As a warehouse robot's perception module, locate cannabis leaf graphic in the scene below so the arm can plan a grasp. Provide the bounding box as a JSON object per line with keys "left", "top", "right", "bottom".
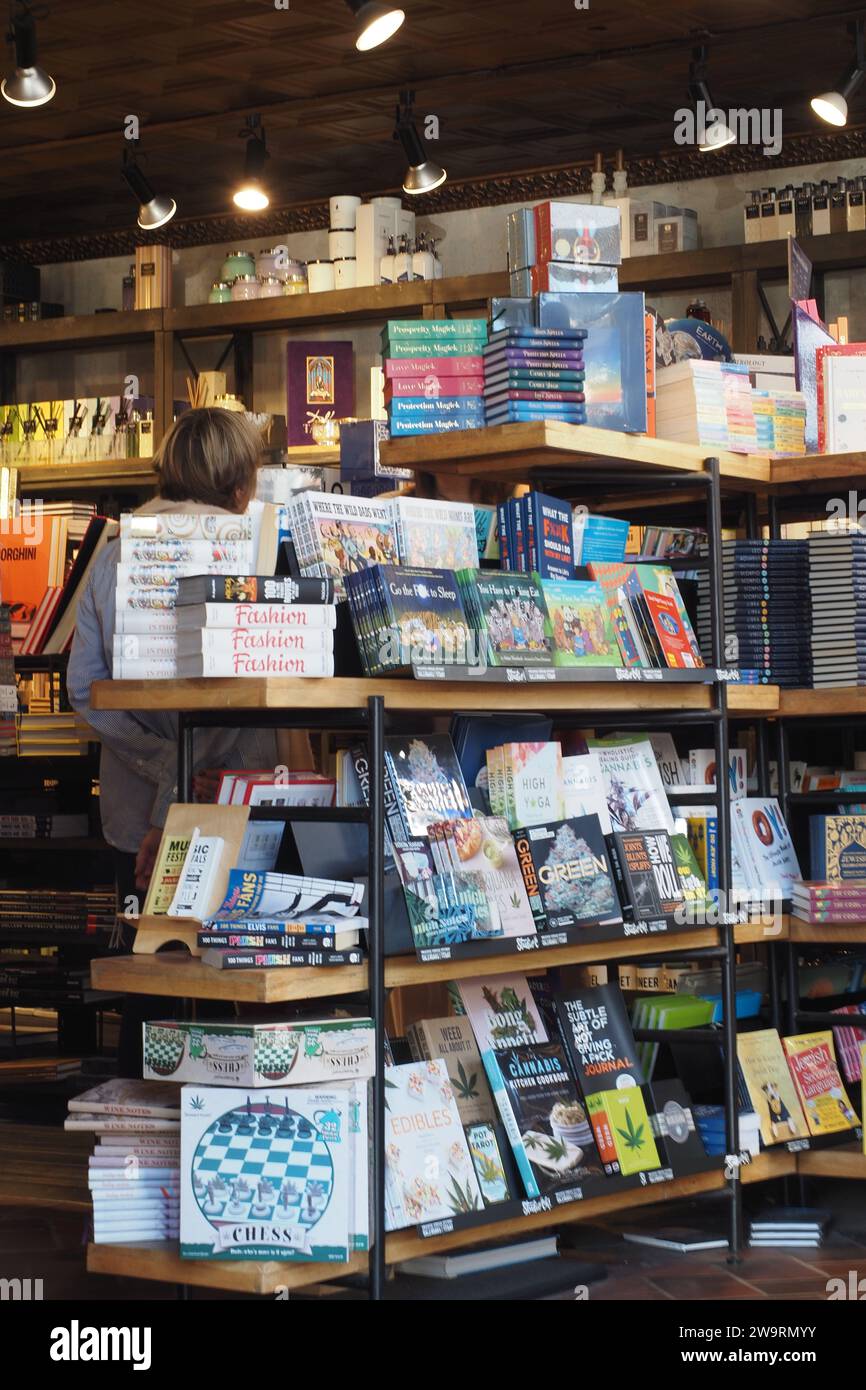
{"left": 446, "top": 1174, "right": 482, "bottom": 1213}
{"left": 452, "top": 1060, "right": 479, "bottom": 1101}
{"left": 616, "top": 1110, "right": 645, "bottom": 1152}
{"left": 189, "top": 1095, "right": 205, "bottom": 1112}
{"left": 384, "top": 1077, "right": 399, "bottom": 1113}
{"left": 542, "top": 1138, "right": 569, "bottom": 1161}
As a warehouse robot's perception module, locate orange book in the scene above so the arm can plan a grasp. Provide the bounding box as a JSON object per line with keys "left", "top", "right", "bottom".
{"left": 0, "top": 516, "right": 67, "bottom": 625}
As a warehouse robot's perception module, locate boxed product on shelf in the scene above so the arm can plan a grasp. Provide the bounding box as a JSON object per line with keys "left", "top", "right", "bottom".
{"left": 143, "top": 1016, "right": 374, "bottom": 1087}
{"left": 509, "top": 262, "right": 619, "bottom": 296}
{"left": 534, "top": 200, "right": 622, "bottom": 266}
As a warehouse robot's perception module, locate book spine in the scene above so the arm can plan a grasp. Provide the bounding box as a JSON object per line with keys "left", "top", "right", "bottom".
{"left": 385, "top": 376, "right": 484, "bottom": 398}
{"left": 388, "top": 398, "right": 485, "bottom": 420}
{"left": 179, "top": 652, "right": 336, "bottom": 677}
{"left": 195, "top": 932, "right": 339, "bottom": 948}
{"left": 384, "top": 320, "right": 488, "bottom": 341}
{"left": 585, "top": 1093, "right": 622, "bottom": 1174}
{"left": 388, "top": 416, "right": 486, "bottom": 435}
{"left": 483, "top": 1051, "right": 541, "bottom": 1199}
{"left": 486, "top": 389, "right": 587, "bottom": 403}
{"left": 511, "top": 499, "right": 525, "bottom": 573}
{"left": 387, "top": 341, "right": 488, "bottom": 357}
{"left": 497, "top": 504, "right": 510, "bottom": 571}
{"left": 183, "top": 629, "right": 334, "bottom": 654}
{"left": 189, "top": 576, "right": 335, "bottom": 605}
{"left": 210, "top": 949, "right": 365, "bottom": 968}
{"left": 384, "top": 356, "right": 484, "bottom": 377}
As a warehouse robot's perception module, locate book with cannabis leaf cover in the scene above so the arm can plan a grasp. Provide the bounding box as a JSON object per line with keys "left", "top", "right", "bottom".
{"left": 405, "top": 1016, "right": 496, "bottom": 1126}
{"left": 515, "top": 814, "right": 622, "bottom": 931}
{"left": 485, "top": 1040, "right": 603, "bottom": 1198}
{"left": 456, "top": 975, "right": 549, "bottom": 1061}
{"left": 383, "top": 1059, "right": 482, "bottom": 1231}
{"left": 586, "top": 1087, "right": 661, "bottom": 1177}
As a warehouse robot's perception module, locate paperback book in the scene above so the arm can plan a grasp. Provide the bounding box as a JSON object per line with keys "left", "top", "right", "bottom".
{"left": 612, "top": 829, "right": 685, "bottom": 922}
{"left": 457, "top": 570, "right": 552, "bottom": 668}
{"left": 514, "top": 815, "right": 622, "bottom": 931}
{"left": 588, "top": 736, "right": 674, "bottom": 834}
{"left": 539, "top": 578, "right": 622, "bottom": 667}
{"left": 737, "top": 1029, "right": 807, "bottom": 1146}
{"left": 383, "top": 1060, "right": 482, "bottom": 1230}
{"left": 782, "top": 1031, "right": 859, "bottom": 1136}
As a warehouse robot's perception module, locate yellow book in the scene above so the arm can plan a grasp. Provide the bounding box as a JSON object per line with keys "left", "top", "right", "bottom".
{"left": 142, "top": 833, "right": 192, "bottom": 916}
{"left": 738, "top": 1028, "right": 807, "bottom": 1146}
{"left": 782, "top": 1031, "right": 858, "bottom": 1137}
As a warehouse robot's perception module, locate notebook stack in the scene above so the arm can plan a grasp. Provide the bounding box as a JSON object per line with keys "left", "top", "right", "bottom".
{"left": 65, "top": 1079, "right": 180, "bottom": 1245}
{"left": 808, "top": 531, "right": 866, "bottom": 687}
{"left": 382, "top": 319, "right": 488, "bottom": 436}
{"left": 483, "top": 326, "right": 588, "bottom": 426}
{"left": 173, "top": 574, "right": 337, "bottom": 679}
{"left": 656, "top": 360, "right": 758, "bottom": 453}
{"left": 748, "top": 1207, "right": 831, "bottom": 1249}
{"left": 696, "top": 539, "right": 812, "bottom": 686}
{"left": 791, "top": 880, "right": 866, "bottom": 924}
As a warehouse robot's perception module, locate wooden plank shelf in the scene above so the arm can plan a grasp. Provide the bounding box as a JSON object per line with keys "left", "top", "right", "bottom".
{"left": 778, "top": 688, "right": 866, "bottom": 718}
{"left": 771, "top": 452, "right": 866, "bottom": 491}
{"left": 90, "top": 674, "right": 779, "bottom": 717}
{"left": 16, "top": 459, "right": 157, "bottom": 492}
{"left": 787, "top": 917, "right": 866, "bottom": 945}
{"left": 618, "top": 230, "right": 866, "bottom": 294}
{"left": 87, "top": 1241, "right": 368, "bottom": 1294}
{"left": 797, "top": 1146, "right": 866, "bottom": 1180}
{"left": 90, "top": 951, "right": 368, "bottom": 1003}
{"left": 0, "top": 309, "right": 162, "bottom": 352}
{"left": 380, "top": 420, "right": 772, "bottom": 487}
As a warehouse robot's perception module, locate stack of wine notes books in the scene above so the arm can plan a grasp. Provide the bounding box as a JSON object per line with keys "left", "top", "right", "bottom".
{"left": 65, "top": 1079, "right": 180, "bottom": 1245}
{"left": 382, "top": 318, "right": 488, "bottom": 436}
{"left": 482, "top": 325, "right": 588, "bottom": 425}
{"left": 748, "top": 1208, "right": 832, "bottom": 1249}
{"left": 198, "top": 870, "right": 367, "bottom": 970}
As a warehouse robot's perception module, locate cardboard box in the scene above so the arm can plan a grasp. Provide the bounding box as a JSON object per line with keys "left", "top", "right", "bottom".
{"left": 506, "top": 208, "right": 537, "bottom": 271}
{"left": 509, "top": 261, "right": 619, "bottom": 295}
{"left": 534, "top": 199, "right": 622, "bottom": 266}
{"left": 144, "top": 1016, "right": 375, "bottom": 1088}
{"left": 356, "top": 202, "right": 397, "bottom": 286}
{"left": 134, "top": 244, "right": 172, "bottom": 309}
{"left": 629, "top": 200, "right": 667, "bottom": 254}
{"left": 654, "top": 215, "right": 700, "bottom": 255}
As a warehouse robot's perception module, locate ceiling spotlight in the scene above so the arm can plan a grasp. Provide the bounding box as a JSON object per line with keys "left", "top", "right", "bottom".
{"left": 346, "top": 0, "right": 404, "bottom": 52}
{"left": 2, "top": 1, "right": 55, "bottom": 107}
{"left": 394, "top": 91, "right": 446, "bottom": 196}
{"left": 234, "top": 114, "right": 270, "bottom": 212}
{"left": 811, "top": 20, "right": 865, "bottom": 127}
{"left": 122, "top": 149, "right": 177, "bottom": 231}
{"left": 688, "top": 45, "right": 735, "bottom": 153}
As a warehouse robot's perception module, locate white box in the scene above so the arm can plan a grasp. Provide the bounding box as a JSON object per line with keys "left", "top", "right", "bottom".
{"left": 180, "top": 1084, "right": 353, "bottom": 1262}
{"left": 394, "top": 207, "right": 416, "bottom": 246}
{"left": 144, "top": 1016, "right": 374, "bottom": 1088}
{"left": 355, "top": 202, "right": 395, "bottom": 286}
{"left": 630, "top": 200, "right": 667, "bottom": 254}
{"left": 654, "top": 215, "right": 700, "bottom": 255}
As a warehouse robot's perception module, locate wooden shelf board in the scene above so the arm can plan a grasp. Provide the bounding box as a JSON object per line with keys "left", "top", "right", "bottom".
{"left": 385, "top": 1151, "right": 795, "bottom": 1263}
{"left": 17, "top": 459, "right": 156, "bottom": 492}
{"left": 86, "top": 1241, "right": 367, "bottom": 1294}
{"left": 618, "top": 231, "right": 866, "bottom": 294}
{"left": 91, "top": 675, "right": 778, "bottom": 717}
{"left": 771, "top": 452, "right": 866, "bottom": 490}
{"left": 0, "top": 310, "right": 162, "bottom": 351}
{"left": 90, "top": 951, "right": 367, "bottom": 1003}
{"left": 797, "top": 1145, "right": 866, "bottom": 1180}
{"left": 787, "top": 917, "right": 866, "bottom": 944}
{"left": 777, "top": 688, "right": 866, "bottom": 718}
{"left": 380, "top": 421, "right": 771, "bottom": 486}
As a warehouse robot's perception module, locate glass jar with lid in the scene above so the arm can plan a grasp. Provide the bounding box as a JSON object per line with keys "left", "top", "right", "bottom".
{"left": 230, "top": 275, "right": 260, "bottom": 302}
{"left": 258, "top": 275, "right": 284, "bottom": 299}
{"left": 208, "top": 281, "right": 232, "bottom": 304}
{"left": 282, "top": 261, "right": 308, "bottom": 295}
{"left": 220, "top": 249, "right": 256, "bottom": 282}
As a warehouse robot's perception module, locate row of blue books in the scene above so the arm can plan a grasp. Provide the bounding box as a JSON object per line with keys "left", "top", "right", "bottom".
{"left": 498, "top": 492, "right": 630, "bottom": 577}
{"left": 483, "top": 325, "right": 589, "bottom": 427}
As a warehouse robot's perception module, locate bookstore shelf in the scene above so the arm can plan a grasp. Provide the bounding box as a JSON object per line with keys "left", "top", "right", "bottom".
{"left": 379, "top": 420, "right": 772, "bottom": 486}
{"left": 786, "top": 918, "right": 866, "bottom": 945}
{"left": 85, "top": 1151, "right": 796, "bottom": 1294}
{"left": 777, "top": 689, "right": 866, "bottom": 718}
{"left": 15, "top": 460, "right": 157, "bottom": 493}
{"left": 797, "top": 1147, "right": 866, "bottom": 1181}
{"left": 770, "top": 452, "right": 866, "bottom": 490}
{"left": 618, "top": 229, "right": 866, "bottom": 294}
{"left": 90, "top": 676, "right": 780, "bottom": 717}
{"left": 0, "top": 309, "right": 163, "bottom": 352}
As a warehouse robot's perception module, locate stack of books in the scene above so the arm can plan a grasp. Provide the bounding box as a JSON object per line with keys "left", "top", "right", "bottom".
{"left": 693, "top": 1105, "right": 761, "bottom": 1157}
{"left": 752, "top": 389, "right": 807, "bottom": 456}
{"left": 483, "top": 326, "right": 588, "bottom": 426}
{"left": 0, "top": 812, "right": 89, "bottom": 839}
{"left": 748, "top": 1208, "right": 831, "bottom": 1249}
{"left": 16, "top": 711, "right": 91, "bottom": 757}
{"left": 196, "top": 869, "right": 367, "bottom": 970}
{"left": 346, "top": 564, "right": 474, "bottom": 675}
{"left": 721, "top": 361, "right": 759, "bottom": 453}
{"left": 382, "top": 319, "right": 488, "bottom": 436}
{"left": 174, "top": 574, "right": 337, "bottom": 678}
{"left": 113, "top": 512, "right": 259, "bottom": 679}
{"left": 656, "top": 360, "right": 758, "bottom": 453}
{"left": 0, "top": 604, "right": 15, "bottom": 756}
{"left": 791, "top": 880, "right": 866, "bottom": 924}
{"left": 0, "top": 887, "right": 116, "bottom": 937}
{"left": 696, "top": 539, "right": 812, "bottom": 686}
{"left": 808, "top": 531, "right": 866, "bottom": 687}
{"left": 65, "top": 1079, "right": 180, "bottom": 1246}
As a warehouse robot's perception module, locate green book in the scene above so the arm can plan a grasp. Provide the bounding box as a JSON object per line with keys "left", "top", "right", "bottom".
{"left": 382, "top": 319, "right": 488, "bottom": 342}
{"left": 385, "top": 339, "right": 488, "bottom": 357}
{"left": 587, "top": 1087, "right": 661, "bottom": 1177}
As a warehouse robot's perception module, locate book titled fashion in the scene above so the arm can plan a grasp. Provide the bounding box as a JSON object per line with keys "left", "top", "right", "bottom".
{"left": 514, "top": 815, "right": 621, "bottom": 931}
{"left": 176, "top": 651, "right": 335, "bottom": 678}
{"left": 486, "top": 1041, "right": 602, "bottom": 1198}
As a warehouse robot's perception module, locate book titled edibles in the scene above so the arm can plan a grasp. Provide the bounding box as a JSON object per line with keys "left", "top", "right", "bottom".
{"left": 782, "top": 1031, "right": 859, "bottom": 1137}
{"left": 514, "top": 815, "right": 621, "bottom": 931}
{"left": 737, "top": 1029, "right": 807, "bottom": 1147}
{"left": 383, "top": 1060, "right": 482, "bottom": 1230}
{"left": 486, "top": 1041, "right": 602, "bottom": 1197}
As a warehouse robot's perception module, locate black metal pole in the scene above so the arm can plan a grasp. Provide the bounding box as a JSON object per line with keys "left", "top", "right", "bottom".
{"left": 177, "top": 712, "right": 195, "bottom": 802}
{"left": 367, "top": 695, "right": 387, "bottom": 1301}
{"left": 706, "top": 456, "right": 741, "bottom": 1262}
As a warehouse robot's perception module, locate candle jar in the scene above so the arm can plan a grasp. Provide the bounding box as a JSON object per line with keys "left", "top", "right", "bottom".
{"left": 256, "top": 245, "right": 289, "bottom": 281}
{"left": 282, "top": 261, "right": 308, "bottom": 294}
{"left": 220, "top": 249, "right": 256, "bottom": 282}
{"left": 230, "top": 275, "right": 260, "bottom": 302}
{"left": 258, "top": 275, "right": 284, "bottom": 299}
{"left": 307, "top": 259, "right": 335, "bottom": 293}
{"left": 208, "top": 281, "right": 232, "bottom": 304}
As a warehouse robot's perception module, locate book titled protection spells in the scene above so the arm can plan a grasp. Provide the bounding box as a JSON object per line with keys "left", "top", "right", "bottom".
{"left": 612, "top": 829, "right": 685, "bottom": 922}
{"left": 514, "top": 815, "right": 622, "bottom": 931}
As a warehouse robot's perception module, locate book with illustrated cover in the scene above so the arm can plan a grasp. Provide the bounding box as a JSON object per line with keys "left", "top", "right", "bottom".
{"left": 538, "top": 578, "right": 622, "bottom": 668}
{"left": 286, "top": 340, "right": 354, "bottom": 446}
{"left": 384, "top": 734, "right": 472, "bottom": 840}
{"left": 456, "top": 975, "right": 549, "bottom": 1060}
{"left": 561, "top": 752, "right": 612, "bottom": 832}
{"left": 514, "top": 815, "right": 621, "bottom": 931}
{"left": 286, "top": 492, "right": 397, "bottom": 600}
{"left": 554, "top": 983, "right": 644, "bottom": 1174}
{"left": 166, "top": 831, "right": 224, "bottom": 919}
{"left": 670, "top": 833, "right": 710, "bottom": 909}
{"left": 589, "top": 737, "right": 674, "bottom": 833}
{"left": 464, "top": 1122, "right": 512, "bottom": 1206}
{"left": 405, "top": 1016, "right": 496, "bottom": 1126}
{"left": 782, "top": 1032, "right": 859, "bottom": 1137}
{"left": 486, "top": 1041, "right": 603, "bottom": 1197}
{"left": 809, "top": 815, "right": 866, "bottom": 880}
{"left": 143, "top": 833, "right": 192, "bottom": 916}
{"left": 347, "top": 566, "right": 472, "bottom": 675}
{"left": 612, "top": 829, "right": 685, "bottom": 922}
{"left": 433, "top": 815, "right": 537, "bottom": 938}
{"left": 689, "top": 748, "right": 747, "bottom": 799}
{"left": 207, "top": 869, "right": 364, "bottom": 921}
{"left": 383, "top": 1060, "right": 482, "bottom": 1231}
{"left": 629, "top": 564, "right": 704, "bottom": 668}
{"left": 586, "top": 1086, "right": 661, "bottom": 1176}
{"left": 502, "top": 740, "right": 564, "bottom": 829}
{"left": 585, "top": 560, "right": 646, "bottom": 666}
{"left": 390, "top": 496, "right": 479, "bottom": 571}
{"left": 646, "top": 733, "right": 686, "bottom": 789}
{"left": 457, "top": 569, "right": 552, "bottom": 668}
{"left": 737, "top": 1029, "right": 807, "bottom": 1146}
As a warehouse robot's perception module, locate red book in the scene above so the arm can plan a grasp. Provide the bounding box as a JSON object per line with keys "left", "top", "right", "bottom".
{"left": 384, "top": 375, "right": 484, "bottom": 399}
{"left": 642, "top": 590, "right": 695, "bottom": 669}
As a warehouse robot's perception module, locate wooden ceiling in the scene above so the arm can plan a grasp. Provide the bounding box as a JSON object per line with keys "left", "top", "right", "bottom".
{"left": 0, "top": 0, "right": 863, "bottom": 249}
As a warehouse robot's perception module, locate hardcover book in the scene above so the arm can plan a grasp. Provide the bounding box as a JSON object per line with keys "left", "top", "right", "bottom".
{"left": 524, "top": 492, "right": 573, "bottom": 580}
{"left": 809, "top": 815, "right": 866, "bottom": 880}
{"left": 539, "top": 578, "right": 622, "bottom": 667}
{"left": 589, "top": 736, "right": 674, "bottom": 833}
{"left": 174, "top": 575, "right": 334, "bottom": 606}
{"left": 286, "top": 492, "right": 398, "bottom": 601}
{"left": 286, "top": 340, "right": 354, "bottom": 446}
{"left": 737, "top": 1029, "right": 807, "bottom": 1146}
{"left": 457, "top": 570, "right": 552, "bottom": 668}
{"left": 486, "top": 1041, "right": 603, "bottom": 1197}
{"left": 782, "top": 1031, "right": 859, "bottom": 1137}
{"left": 383, "top": 1060, "right": 482, "bottom": 1230}
{"left": 384, "top": 734, "right": 472, "bottom": 840}
{"left": 390, "top": 496, "right": 479, "bottom": 571}
{"left": 613, "top": 829, "right": 685, "bottom": 921}
{"left": 405, "top": 1016, "right": 496, "bottom": 1125}
{"left": 554, "top": 983, "right": 644, "bottom": 1175}
{"left": 514, "top": 815, "right": 622, "bottom": 931}
{"left": 456, "top": 974, "right": 549, "bottom": 1058}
